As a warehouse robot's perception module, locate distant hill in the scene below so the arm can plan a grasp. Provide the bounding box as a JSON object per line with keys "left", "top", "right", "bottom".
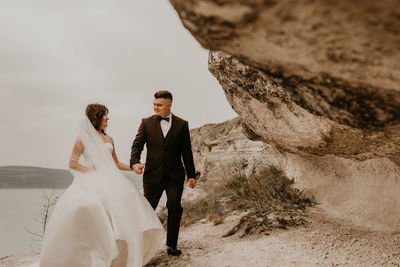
{"left": 0, "top": 166, "right": 73, "bottom": 188}
{"left": 0, "top": 166, "right": 143, "bottom": 189}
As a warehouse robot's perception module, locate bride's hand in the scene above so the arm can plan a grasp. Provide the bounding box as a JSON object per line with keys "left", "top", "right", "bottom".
{"left": 79, "top": 165, "right": 96, "bottom": 173}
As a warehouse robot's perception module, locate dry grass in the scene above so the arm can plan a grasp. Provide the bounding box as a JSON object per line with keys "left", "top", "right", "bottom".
{"left": 158, "top": 164, "right": 314, "bottom": 237}
{"left": 222, "top": 165, "right": 313, "bottom": 237}
{"left": 158, "top": 192, "right": 226, "bottom": 228}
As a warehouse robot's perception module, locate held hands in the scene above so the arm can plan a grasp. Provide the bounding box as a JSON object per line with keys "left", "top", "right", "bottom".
{"left": 132, "top": 163, "right": 196, "bottom": 188}
{"left": 188, "top": 178, "right": 196, "bottom": 189}
{"left": 132, "top": 163, "right": 145, "bottom": 174}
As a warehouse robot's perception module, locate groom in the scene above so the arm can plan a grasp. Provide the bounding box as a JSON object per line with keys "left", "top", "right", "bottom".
{"left": 130, "top": 90, "right": 196, "bottom": 256}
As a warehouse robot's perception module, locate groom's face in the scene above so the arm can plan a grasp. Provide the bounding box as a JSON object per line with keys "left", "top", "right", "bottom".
{"left": 153, "top": 98, "right": 172, "bottom": 117}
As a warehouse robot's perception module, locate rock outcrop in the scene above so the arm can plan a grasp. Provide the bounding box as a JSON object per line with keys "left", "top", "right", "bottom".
{"left": 190, "top": 117, "right": 279, "bottom": 183}
{"left": 172, "top": 0, "right": 400, "bottom": 229}
{"left": 208, "top": 51, "right": 400, "bottom": 165}
{"left": 190, "top": 118, "right": 400, "bottom": 230}
{"left": 170, "top": 0, "right": 400, "bottom": 162}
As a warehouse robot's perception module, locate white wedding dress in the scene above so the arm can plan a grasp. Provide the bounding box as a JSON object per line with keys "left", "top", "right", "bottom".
{"left": 31, "top": 118, "right": 165, "bottom": 267}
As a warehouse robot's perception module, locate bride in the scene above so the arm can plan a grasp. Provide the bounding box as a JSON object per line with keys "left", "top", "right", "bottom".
{"left": 32, "top": 104, "right": 165, "bottom": 267}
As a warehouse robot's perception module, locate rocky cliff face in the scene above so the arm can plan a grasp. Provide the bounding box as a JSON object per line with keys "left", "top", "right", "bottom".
{"left": 173, "top": 0, "right": 400, "bottom": 229}
{"left": 207, "top": 51, "right": 400, "bottom": 165}
{"left": 190, "top": 117, "right": 279, "bottom": 183}
{"left": 190, "top": 118, "right": 400, "bottom": 230}
{"left": 171, "top": 0, "right": 400, "bottom": 162}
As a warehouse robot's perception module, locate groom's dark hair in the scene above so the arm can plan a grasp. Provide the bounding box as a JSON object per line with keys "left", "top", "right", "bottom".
{"left": 154, "top": 90, "right": 173, "bottom": 101}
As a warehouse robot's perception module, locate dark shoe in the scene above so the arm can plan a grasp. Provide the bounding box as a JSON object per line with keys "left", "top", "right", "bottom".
{"left": 167, "top": 246, "right": 182, "bottom": 256}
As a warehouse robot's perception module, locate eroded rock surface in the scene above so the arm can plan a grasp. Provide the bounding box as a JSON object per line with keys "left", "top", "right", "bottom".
{"left": 208, "top": 51, "right": 400, "bottom": 164}
{"left": 190, "top": 117, "right": 277, "bottom": 183}
{"left": 190, "top": 118, "right": 400, "bottom": 230}
{"left": 171, "top": 0, "right": 400, "bottom": 228}
{"left": 170, "top": 0, "right": 400, "bottom": 93}
{"left": 170, "top": 0, "right": 400, "bottom": 163}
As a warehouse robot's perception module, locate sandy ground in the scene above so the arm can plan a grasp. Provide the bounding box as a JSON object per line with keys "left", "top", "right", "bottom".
{"left": 2, "top": 206, "right": 400, "bottom": 267}
{"left": 0, "top": 253, "right": 40, "bottom": 267}
{"left": 145, "top": 207, "right": 400, "bottom": 267}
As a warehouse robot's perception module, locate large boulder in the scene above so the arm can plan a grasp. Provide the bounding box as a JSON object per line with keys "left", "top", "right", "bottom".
{"left": 170, "top": 0, "right": 400, "bottom": 162}
{"left": 171, "top": 0, "right": 400, "bottom": 229}
{"left": 208, "top": 51, "right": 400, "bottom": 164}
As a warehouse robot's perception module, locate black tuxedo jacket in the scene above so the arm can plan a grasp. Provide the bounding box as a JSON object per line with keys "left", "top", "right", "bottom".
{"left": 130, "top": 114, "right": 196, "bottom": 184}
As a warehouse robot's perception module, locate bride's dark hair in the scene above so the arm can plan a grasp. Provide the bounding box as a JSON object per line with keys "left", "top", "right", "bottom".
{"left": 85, "top": 103, "right": 108, "bottom": 134}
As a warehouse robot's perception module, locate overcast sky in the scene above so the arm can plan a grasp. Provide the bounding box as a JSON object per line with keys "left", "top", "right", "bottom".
{"left": 0, "top": 0, "right": 236, "bottom": 169}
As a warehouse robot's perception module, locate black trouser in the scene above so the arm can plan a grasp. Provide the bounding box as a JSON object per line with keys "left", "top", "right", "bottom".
{"left": 143, "top": 174, "right": 184, "bottom": 248}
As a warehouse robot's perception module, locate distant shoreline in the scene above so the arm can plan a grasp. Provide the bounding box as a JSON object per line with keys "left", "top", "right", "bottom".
{"left": 0, "top": 165, "right": 141, "bottom": 189}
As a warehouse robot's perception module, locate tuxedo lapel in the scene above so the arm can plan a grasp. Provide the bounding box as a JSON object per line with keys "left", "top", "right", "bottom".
{"left": 164, "top": 114, "right": 176, "bottom": 144}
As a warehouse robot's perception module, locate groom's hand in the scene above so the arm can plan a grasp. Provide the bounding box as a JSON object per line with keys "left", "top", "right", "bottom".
{"left": 132, "top": 163, "right": 145, "bottom": 174}
{"left": 188, "top": 178, "right": 196, "bottom": 188}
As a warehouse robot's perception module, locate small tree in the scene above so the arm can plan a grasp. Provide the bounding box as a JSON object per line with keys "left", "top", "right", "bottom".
{"left": 22, "top": 191, "right": 59, "bottom": 249}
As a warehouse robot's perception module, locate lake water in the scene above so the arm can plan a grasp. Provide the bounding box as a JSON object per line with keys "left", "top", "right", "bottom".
{"left": 0, "top": 180, "right": 166, "bottom": 257}
{"left": 0, "top": 188, "right": 64, "bottom": 257}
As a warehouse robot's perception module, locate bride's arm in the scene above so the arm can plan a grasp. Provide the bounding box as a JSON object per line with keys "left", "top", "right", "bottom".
{"left": 69, "top": 138, "right": 92, "bottom": 173}
{"left": 110, "top": 137, "right": 133, "bottom": 171}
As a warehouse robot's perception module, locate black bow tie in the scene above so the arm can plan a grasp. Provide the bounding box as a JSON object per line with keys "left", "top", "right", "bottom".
{"left": 159, "top": 116, "right": 170, "bottom": 122}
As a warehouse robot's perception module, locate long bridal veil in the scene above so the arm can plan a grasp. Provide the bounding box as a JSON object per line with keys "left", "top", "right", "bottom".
{"left": 76, "top": 116, "right": 119, "bottom": 172}
{"left": 33, "top": 117, "right": 165, "bottom": 267}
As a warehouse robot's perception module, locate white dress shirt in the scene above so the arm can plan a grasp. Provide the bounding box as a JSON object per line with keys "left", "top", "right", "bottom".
{"left": 160, "top": 113, "right": 172, "bottom": 137}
